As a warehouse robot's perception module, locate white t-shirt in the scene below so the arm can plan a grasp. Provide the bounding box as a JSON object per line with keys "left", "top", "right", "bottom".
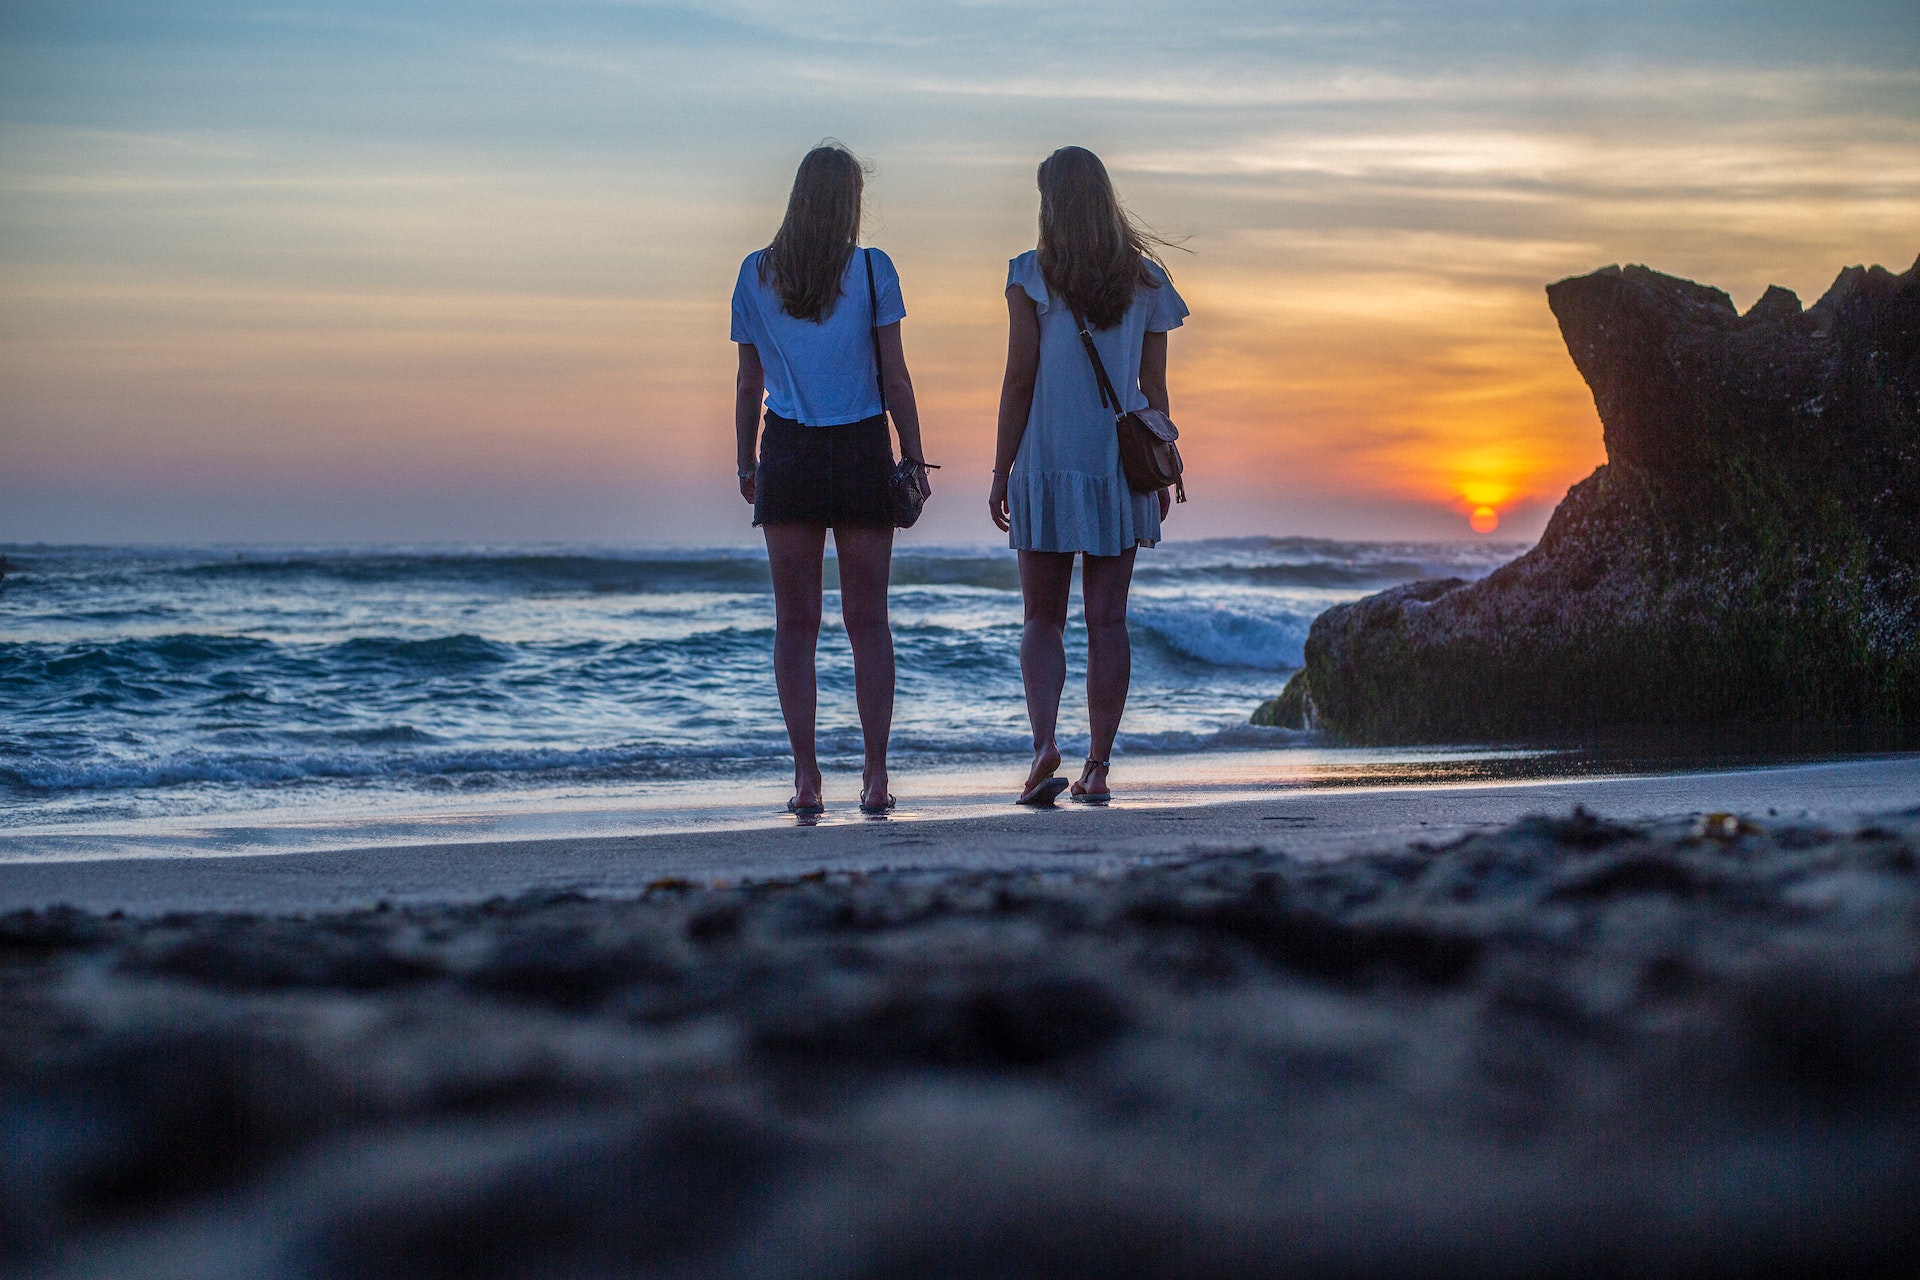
{"left": 730, "top": 247, "right": 906, "bottom": 427}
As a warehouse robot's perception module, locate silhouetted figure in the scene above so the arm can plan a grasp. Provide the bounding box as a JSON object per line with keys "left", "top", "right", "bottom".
{"left": 730, "top": 143, "right": 934, "bottom": 815}
{"left": 990, "top": 147, "right": 1189, "bottom": 806}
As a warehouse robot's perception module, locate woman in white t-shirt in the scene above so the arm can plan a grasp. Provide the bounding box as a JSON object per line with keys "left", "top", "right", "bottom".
{"left": 989, "top": 146, "right": 1188, "bottom": 806}
{"left": 732, "top": 143, "right": 933, "bottom": 816}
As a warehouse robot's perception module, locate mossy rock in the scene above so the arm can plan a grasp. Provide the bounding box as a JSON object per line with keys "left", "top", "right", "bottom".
{"left": 1250, "top": 670, "right": 1314, "bottom": 729}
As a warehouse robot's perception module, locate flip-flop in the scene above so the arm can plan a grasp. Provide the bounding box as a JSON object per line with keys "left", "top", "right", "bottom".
{"left": 859, "top": 792, "right": 896, "bottom": 815}
{"left": 787, "top": 797, "right": 825, "bottom": 816}
{"left": 1017, "top": 776, "right": 1070, "bottom": 806}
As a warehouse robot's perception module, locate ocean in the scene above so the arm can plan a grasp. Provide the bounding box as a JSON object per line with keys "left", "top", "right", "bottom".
{"left": 0, "top": 538, "right": 1526, "bottom": 850}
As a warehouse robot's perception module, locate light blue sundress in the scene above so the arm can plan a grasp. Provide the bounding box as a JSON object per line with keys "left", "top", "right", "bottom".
{"left": 1005, "top": 250, "right": 1189, "bottom": 556}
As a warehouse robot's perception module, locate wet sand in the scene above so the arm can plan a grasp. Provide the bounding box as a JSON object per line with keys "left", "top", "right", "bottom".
{"left": 2, "top": 755, "right": 1916, "bottom": 914}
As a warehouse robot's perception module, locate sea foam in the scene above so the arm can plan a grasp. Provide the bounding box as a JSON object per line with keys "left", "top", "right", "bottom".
{"left": 0, "top": 539, "right": 1517, "bottom": 822}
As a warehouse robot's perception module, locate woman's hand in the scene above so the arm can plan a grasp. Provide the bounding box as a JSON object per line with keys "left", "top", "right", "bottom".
{"left": 739, "top": 471, "right": 756, "bottom": 505}
{"left": 989, "top": 472, "right": 1011, "bottom": 532}
{"left": 1158, "top": 487, "right": 1172, "bottom": 519}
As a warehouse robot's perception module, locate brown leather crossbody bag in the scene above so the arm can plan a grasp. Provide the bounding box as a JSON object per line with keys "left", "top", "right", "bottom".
{"left": 1073, "top": 311, "right": 1186, "bottom": 504}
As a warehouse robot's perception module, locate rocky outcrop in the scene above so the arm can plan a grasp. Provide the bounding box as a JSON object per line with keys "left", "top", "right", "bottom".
{"left": 1260, "top": 255, "right": 1920, "bottom": 743}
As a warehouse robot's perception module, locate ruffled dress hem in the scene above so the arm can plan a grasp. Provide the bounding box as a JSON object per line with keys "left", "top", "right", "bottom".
{"left": 1007, "top": 467, "right": 1160, "bottom": 556}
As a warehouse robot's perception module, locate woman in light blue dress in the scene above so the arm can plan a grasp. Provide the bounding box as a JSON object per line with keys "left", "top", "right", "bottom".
{"left": 989, "top": 146, "right": 1188, "bottom": 805}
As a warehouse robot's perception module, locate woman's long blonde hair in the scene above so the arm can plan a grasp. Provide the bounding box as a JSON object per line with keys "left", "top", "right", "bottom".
{"left": 760, "top": 142, "right": 867, "bottom": 323}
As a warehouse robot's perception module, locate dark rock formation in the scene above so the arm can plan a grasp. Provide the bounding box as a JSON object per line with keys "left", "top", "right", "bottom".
{"left": 4, "top": 810, "right": 1919, "bottom": 1277}
{"left": 1261, "top": 255, "right": 1920, "bottom": 742}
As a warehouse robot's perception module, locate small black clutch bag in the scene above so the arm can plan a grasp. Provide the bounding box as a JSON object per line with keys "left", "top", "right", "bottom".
{"left": 889, "top": 459, "right": 938, "bottom": 529}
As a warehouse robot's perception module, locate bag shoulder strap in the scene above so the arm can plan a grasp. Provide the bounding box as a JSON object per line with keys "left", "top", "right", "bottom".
{"left": 1072, "top": 310, "right": 1125, "bottom": 420}
{"left": 865, "top": 248, "right": 887, "bottom": 416}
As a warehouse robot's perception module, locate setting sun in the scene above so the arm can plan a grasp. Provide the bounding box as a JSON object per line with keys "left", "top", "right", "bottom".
{"left": 1469, "top": 506, "right": 1501, "bottom": 534}
{"left": 1457, "top": 480, "right": 1517, "bottom": 508}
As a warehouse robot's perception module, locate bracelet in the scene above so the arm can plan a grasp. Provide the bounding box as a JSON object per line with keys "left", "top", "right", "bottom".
{"left": 737, "top": 467, "right": 756, "bottom": 479}
{"left": 991, "top": 469, "right": 1009, "bottom": 478}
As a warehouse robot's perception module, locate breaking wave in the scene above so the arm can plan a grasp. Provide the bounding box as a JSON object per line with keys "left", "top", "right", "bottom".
{"left": 0, "top": 537, "right": 1521, "bottom": 816}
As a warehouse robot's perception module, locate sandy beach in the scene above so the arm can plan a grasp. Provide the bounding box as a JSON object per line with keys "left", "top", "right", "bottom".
{"left": 2, "top": 754, "right": 1915, "bottom": 914}
{"left": 5, "top": 756, "right": 1917, "bottom": 1277}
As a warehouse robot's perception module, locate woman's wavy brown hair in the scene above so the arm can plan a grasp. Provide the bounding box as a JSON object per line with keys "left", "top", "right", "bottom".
{"left": 1036, "top": 146, "right": 1173, "bottom": 330}
{"left": 760, "top": 143, "right": 867, "bottom": 323}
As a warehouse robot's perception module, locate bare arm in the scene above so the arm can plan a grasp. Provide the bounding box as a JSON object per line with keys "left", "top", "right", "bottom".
{"left": 1139, "top": 329, "right": 1169, "bottom": 415}
{"left": 875, "top": 323, "right": 930, "bottom": 489}
{"left": 989, "top": 286, "right": 1041, "bottom": 532}
{"left": 735, "top": 343, "right": 764, "bottom": 504}
{"left": 1139, "top": 329, "right": 1175, "bottom": 518}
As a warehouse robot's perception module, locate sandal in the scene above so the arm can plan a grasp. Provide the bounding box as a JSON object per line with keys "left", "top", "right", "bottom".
{"left": 786, "top": 796, "right": 825, "bottom": 816}
{"left": 1069, "top": 757, "right": 1112, "bottom": 805}
{"left": 860, "top": 791, "right": 896, "bottom": 815}
{"left": 1017, "top": 776, "right": 1070, "bottom": 806}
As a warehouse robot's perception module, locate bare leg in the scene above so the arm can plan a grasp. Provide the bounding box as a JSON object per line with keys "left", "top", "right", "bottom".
{"left": 1017, "top": 549, "right": 1076, "bottom": 793}
{"left": 764, "top": 522, "right": 827, "bottom": 808}
{"left": 832, "top": 524, "right": 896, "bottom": 807}
{"left": 1075, "top": 547, "right": 1137, "bottom": 799}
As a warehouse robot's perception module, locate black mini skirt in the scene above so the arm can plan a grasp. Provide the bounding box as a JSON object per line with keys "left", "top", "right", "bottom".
{"left": 752, "top": 411, "right": 895, "bottom": 529}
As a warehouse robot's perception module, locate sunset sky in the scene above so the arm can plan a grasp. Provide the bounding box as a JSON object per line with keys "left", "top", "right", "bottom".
{"left": 2, "top": 0, "right": 1915, "bottom": 545}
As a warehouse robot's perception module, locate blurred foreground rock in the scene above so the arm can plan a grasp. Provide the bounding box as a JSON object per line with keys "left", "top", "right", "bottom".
{"left": 1259, "top": 254, "right": 1919, "bottom": 742}
{"left": 5, "top": 810, "right": 1918, "bottom": 1277}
